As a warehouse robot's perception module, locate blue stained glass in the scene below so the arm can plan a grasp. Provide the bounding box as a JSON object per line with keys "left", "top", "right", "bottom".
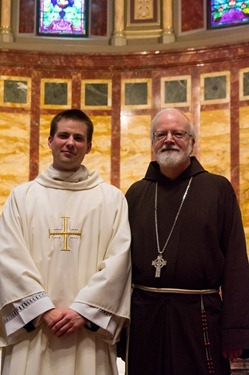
{"left": 208, "top": 0, "right": 249, "bottom": 28}
{"left": 37, "top": 0, "right": 88, "bottom": 36}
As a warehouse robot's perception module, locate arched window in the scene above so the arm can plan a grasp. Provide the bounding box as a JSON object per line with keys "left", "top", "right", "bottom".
{"left": 18, "top": 0, "right": 107, "bottom": 38}
{"left": 207, "top": 0, "right": 249, "bottom": 29}
{"left": 36, "top": 0, "right": 88, "bottom": 37}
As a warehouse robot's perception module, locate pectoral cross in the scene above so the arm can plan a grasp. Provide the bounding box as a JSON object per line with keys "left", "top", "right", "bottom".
{"left": 152, "top": 254, "right": 167, "bottom": 278}
{"left": 49, "top": 216, "right": 81, "bottom": 251}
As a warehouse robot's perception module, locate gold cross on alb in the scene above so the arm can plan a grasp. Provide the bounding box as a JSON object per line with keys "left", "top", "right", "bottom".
{"left": 49, "top": 216, "right": 81, "bottom": 251}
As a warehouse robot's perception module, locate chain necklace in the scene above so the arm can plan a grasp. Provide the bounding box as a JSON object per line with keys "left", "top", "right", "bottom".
{"left": 152, "top": 177, "right": 193, "bottom": 278}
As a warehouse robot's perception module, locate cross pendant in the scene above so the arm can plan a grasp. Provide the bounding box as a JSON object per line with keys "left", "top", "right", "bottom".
{"left": 152, "top": 254, "right": 167, "bottom": 278}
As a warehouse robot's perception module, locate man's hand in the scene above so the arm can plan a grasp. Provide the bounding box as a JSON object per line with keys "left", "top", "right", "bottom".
{"left": 222, "top": 349, "right": 243, "bottom": 362}
{"left": 42, "top": 308, "right": 86, "bottom": 337}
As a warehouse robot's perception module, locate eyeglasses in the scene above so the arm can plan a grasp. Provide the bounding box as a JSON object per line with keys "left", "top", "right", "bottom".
{"left": 153, "top": 130, "right": 192, "bottom": 141}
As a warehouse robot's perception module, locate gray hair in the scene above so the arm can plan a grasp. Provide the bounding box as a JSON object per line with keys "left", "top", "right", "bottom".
{"left": 150, "top": 108, "right": 196, "bottom": 141}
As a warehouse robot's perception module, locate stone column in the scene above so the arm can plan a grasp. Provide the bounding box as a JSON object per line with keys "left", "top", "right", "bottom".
{"left": 111, "top": 0, "right": 127, "bottom": 46}
{"left": 160, "top": 0, "right": 175, "bottom": 44}
{"left": 0, "top": 0, "right": 14, "bottom": 42}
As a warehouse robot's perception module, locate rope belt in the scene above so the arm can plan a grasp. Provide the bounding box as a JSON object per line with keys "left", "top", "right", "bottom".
{"left": 133, "top": 284, "right": 219, "bottom": 294}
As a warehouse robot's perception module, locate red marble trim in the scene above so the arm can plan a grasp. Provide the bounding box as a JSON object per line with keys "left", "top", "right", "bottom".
{"left": 30, "top": 72, "right": 41, "bottom": 180}
{"left": 230, "top": 64, "right": 240, "bottom": 200}
{"left": 90, "top": 0, "right": 108, "bottom": 36}
{"left": 200, "top": 103, "right": 230, "bottom": 111}
{"left": 1, "top": 42, "right": 249, "bottom": 70}
{"left": 240, "top": 100, "right": 249, "bottom": 106}
{"left": 71, "top": 74, "right": 81, "bottom": 108}
{"left": 111, "top": 74, "right": 121, "bottom": 188}
{"left": 19, "top": 0, "right": 35, "bottom": 34}
{"left": 181, "top": 0, "right": 204, "bottom": 32}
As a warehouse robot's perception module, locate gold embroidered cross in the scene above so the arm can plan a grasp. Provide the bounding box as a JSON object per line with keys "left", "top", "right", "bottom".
{"left": 49, "top": 216, "right": 81, "bottom": 251}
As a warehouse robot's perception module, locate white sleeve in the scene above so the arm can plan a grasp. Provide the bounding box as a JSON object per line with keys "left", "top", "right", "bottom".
{"left": 3, "top": 291, "right": 55, "bottom": 336}
{"left": 70, "top": 302, "right": 118, "bottom": 336}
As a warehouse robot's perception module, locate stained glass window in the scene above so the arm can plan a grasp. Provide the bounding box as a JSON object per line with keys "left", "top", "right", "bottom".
{"left": 37, "top": 0, "right": 88, "bottom": 36}
{"left": 207, "top": 0, "right": 249, "bottom": 28}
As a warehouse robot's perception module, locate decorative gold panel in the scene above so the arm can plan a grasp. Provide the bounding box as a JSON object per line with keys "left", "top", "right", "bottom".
{"left": 81, "top": 79, "right": 112, "bottom": 109}
{"left": 0, "top": 76, "right": 31, "bottom": 109}
{"left": 126, "top": 0, "right": 160, "bottom": 28}
{"left": 121, "top": 78, "right": 151, "bottom": 109}
{"left": 200, "top": 72, "right": 230, "bottom": 105}
{"left": 40, "top": 78, "right": 72, "bottom": 109}
{"left": 161, "top": 75, "right": 191, "bottom": 107}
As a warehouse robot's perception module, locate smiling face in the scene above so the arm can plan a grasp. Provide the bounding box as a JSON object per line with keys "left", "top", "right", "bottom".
{"left": 152, "top": 109, "right": 195, "bottom": 178}
{"left": 48, "top": 118, "right": 92, "bottom": 172}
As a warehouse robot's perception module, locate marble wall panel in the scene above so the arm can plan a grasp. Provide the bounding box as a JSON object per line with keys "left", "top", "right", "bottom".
{"left": 200, "top": 72, "right": 230, "bottom": 105}
{"left": 161, "top": 75, "right": 191, "bottom": 107}
{"left": 90, "top": 0, "right": 108, "bottom": 36}
{"left": 199, "top": 109, "right": 231, "bottom": 179}
{"left": 0, "top": 76, "right": 31, "bottom": 109}
{"left": 120, "top": 114, "right": 151, "bottom": 193}
{"left": 239, "top": 106, "right": 249, "bottom": 247}
{"left": 40, "top": 79, "right": 72, "bottom": 109}
{"left": 121, "top": 79, "right": 152, "bottom": 109}
{"left": 181, "top": 0, "right": 204, "bottom": 32}
{"left": 39, "top": 114, "right": 54, "bottom": 173}
{"left": 240, "top": 68, "right": 249, "bottom": 100}
{"left": 0, "top": 112, "right": 30, "bottom": 212}
{"left": 85, "top": 115, "right": 111, "bottom": 183}
{"left": 81, "top": 79, "right": 112, "bottom": 109}
{"left": 19, "top": 0, "right": 35, "bottom": 34}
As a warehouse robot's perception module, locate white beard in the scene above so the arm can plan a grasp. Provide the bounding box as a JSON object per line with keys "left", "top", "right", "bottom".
{"left": 156, "top": 144, "right": 192, "bottom": 168}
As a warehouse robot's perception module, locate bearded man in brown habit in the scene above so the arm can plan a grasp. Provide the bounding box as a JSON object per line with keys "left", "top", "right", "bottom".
{"left": 125, "top": 108, "right": 249, "bottom": 375}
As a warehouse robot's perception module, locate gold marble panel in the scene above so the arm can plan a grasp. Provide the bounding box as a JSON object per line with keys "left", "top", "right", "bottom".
{"left": 39, "top": 115, "right": 111, "bottom": 183}
{"left": 161, "top": 75, "right": 191, "bottom": 107}
{"left": 134, "top": 0, "right": 154, "bottom": 20}
{"left": 81, "top": 79, "right": 112, "bottom": 109}
{"left": 199, "top": 109, "right": 230, "bottom": 179}
{"left": 0, "top": 76, "right": 31, "bottom": 109}
{"left": 120, "top": 114, "right": 151, "bottom": 193}
{"left": 40, "top": 78, "right": 72, "bottom": 109}
{"left": 126, "top": 0, "right": 160, "bottom": 27}
{"left": 239, "top": 106, "right": 249, "bottom": 251}
{"left": 0, "top": 112, "right": 30, "bottom": 213}
{"left": 200, "top": 71, "right": 230, "bottom": 105}
{"left": 39, "top": 114, "right": 54, "bottom": 172}
{"left": 121, "top": 79, "right": 151, "bottom": 109}
{"left": 85, "top": 116, "right": 111, "bottom": 183}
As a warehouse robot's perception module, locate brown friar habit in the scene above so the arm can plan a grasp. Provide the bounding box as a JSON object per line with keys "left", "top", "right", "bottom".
{"left": 125, "top": 157, "right": 249, "bottom": 375}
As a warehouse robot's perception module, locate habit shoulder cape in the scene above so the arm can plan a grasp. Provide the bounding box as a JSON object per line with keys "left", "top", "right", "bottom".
{"left": 0, "top": 166, "right": 131, "bottom": 375}
{"left": 126, "top": 157, "right": 249, "bottom": 375}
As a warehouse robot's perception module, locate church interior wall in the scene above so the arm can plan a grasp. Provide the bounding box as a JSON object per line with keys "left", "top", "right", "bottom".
{"left": 0, "top": 1, "right": 249, "bottom": 257}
